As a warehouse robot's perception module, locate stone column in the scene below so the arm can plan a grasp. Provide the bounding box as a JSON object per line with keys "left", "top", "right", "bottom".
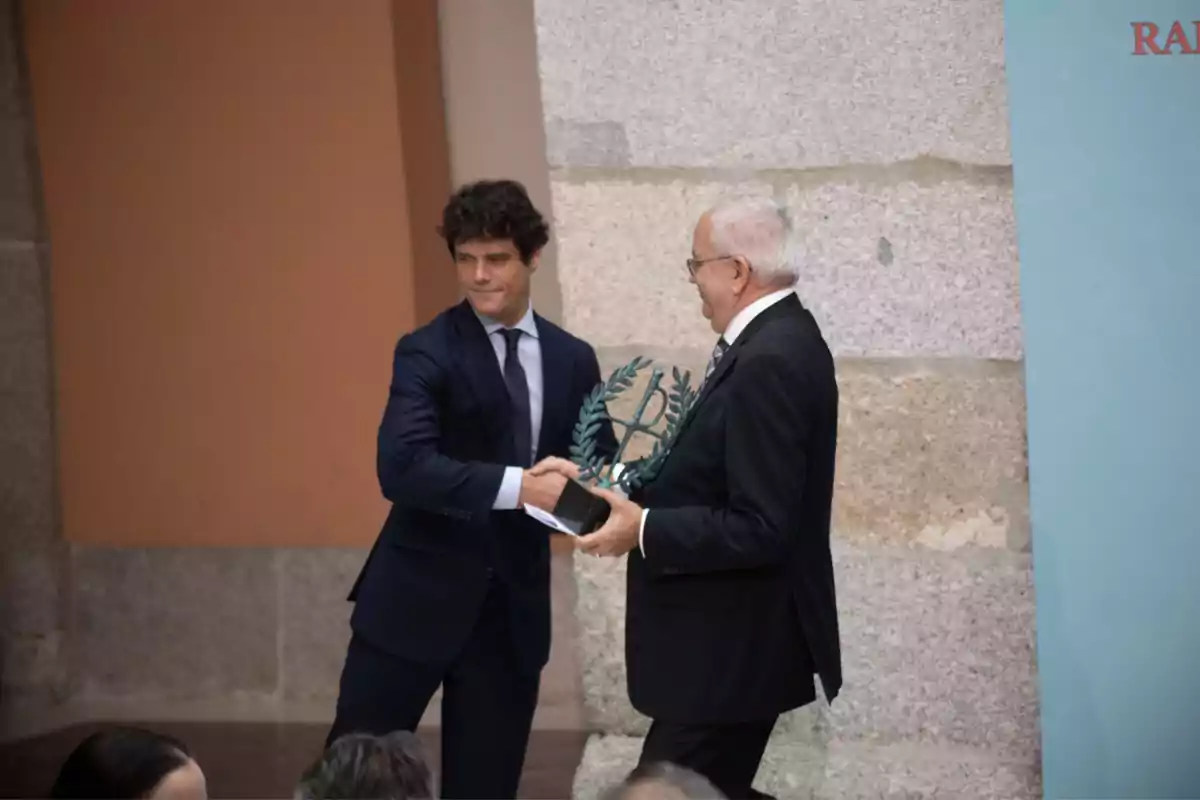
{"left": 0, "top": 0, "right": 68, "bottom": 735}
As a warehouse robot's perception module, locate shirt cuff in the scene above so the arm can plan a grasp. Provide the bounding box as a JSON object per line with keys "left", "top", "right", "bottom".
{"left": 493, "top": 467, "right": 523, "bottom": 510}
{"left": 638, "top": 508, "right": 649, "bottom": 556}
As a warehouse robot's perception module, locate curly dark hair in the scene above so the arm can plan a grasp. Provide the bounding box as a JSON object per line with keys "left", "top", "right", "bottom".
{"left": 438, "top": 179, "right": 550, "bottom": 264}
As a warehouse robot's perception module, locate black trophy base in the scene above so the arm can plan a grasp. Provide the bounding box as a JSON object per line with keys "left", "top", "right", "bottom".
{"left": 551, "top": 478, "right": 612, "bottom": 535}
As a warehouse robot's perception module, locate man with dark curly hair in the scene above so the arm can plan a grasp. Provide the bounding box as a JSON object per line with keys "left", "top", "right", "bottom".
{"left": 326, "top": 179, "right": 617, "bottom": 799}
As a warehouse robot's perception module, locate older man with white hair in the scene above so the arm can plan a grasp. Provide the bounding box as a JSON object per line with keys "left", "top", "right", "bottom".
{"left": 541, "top": 197, "right": 842, "bottom": 798}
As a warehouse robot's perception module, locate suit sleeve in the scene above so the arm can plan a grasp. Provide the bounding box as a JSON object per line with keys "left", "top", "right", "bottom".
{"left": 376, "top": 336, "right": 506, "bottom": 520}
{"left": 641, "top": 353, "right": 811, "bottom": 574}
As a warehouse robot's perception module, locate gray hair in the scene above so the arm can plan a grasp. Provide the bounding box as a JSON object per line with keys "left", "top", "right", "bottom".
{"left": 294, "top": 731, "right": 435, "bottom": 799}
{"left": 707, "top": 196, "right": 800, "bottom": 287}
{"left": 599, "top": 762, "right": 727, "bottom": 799}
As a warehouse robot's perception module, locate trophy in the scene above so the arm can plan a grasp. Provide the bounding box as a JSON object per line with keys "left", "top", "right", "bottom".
{"left": 547, "top": 357, "right": 698, "bottom": 534}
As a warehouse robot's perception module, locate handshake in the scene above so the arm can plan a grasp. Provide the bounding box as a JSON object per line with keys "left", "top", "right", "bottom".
{"left": 518, "top": 456, "right": 641, "bottom": 557}
{"left": 516, "top": 456, "right": 588, "bottom": 512}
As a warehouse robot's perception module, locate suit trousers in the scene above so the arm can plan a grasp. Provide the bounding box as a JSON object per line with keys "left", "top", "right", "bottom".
{"left": 326, "top": 580, "right": 541, "bottom": 799}
{"left": 637, "top": 716, "right": 778, "bottom": 799}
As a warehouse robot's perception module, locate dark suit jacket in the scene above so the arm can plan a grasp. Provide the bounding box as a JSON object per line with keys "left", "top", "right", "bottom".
{"left": 348, "top": 300, "right": 616, "bottom": 676}
{"left": 627, "top": 293, "right": 841, "bottom": 724}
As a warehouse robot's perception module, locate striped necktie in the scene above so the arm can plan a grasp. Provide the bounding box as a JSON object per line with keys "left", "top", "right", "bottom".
{"left": 701, "top": 337, "right": 729, "bottom": 387}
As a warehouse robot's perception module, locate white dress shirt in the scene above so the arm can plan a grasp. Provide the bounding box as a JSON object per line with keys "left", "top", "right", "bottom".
{"left": 473, "top": 304, "right": 543, "bottom": 509}
{"left": 638, "top": 288, "right": 796, "bottom": 555}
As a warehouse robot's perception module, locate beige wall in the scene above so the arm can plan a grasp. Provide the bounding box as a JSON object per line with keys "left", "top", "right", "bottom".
{"left": 23, "top": 0, "right": 453, "bottom": 547}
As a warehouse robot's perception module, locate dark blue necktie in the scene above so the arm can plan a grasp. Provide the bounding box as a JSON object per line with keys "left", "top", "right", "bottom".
{"left": 501, "top": 328, "right": 532, "bottom": 467}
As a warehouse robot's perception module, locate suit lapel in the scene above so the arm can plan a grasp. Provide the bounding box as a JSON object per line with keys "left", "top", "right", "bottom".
{"left": 672, "top": 294, "right": 802, "bottom": 444}
{"left": 671, "top": 340, "right": 742, "bottom": 444}
{"left": 534, "top": 314, "right": 569, "bottom": 460}
{"left": 451, "top": 301, "right": 511, "bottom": 416}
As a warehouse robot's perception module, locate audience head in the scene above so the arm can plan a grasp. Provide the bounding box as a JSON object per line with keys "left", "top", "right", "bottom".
{"left": 49, "top": 726, "right": 206, "bottom": 800}
{"left": 689, "top": 196, "right": 799, "bottom": 334}
{"left": 439, "top": 178, "right": 549, "bottom": 326}
{"left": 294, "top": 731, "right": 434, "bottom": 800}
{"left": 601, "top": 761, "right": 727, "bottom": 800}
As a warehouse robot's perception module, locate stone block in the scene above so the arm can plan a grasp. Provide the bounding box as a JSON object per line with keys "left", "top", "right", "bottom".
{"left": 593, "top": 350, "right": 1028, "bottom": 549}
{"left": 571, "top": 551, "right": 644, "bottom": 733}
{"left": 543, "top": 546, "right": 585, "bottom": 714}
{"left": 0, "top": 545, "right": 66, "bottom": 698}
{"left": 535, "top": 0, "right": 1009, "bottom": 168}
{"left": 0, "top": 0, "right": 41, "bottom": 241}
{"left": 0, "top": 548, "right": 61, "bottom": 640}
{"left": 0, "top": 116, "right": 40, "bottom": 241}
{"left": 0, "top": 628, "right": 65, "bottom": 698}
{"left": 833, "top": 359, "right": 1028, "bottom": 549}
{"left": 782, "top": 177, "right": 1021, "bottom": 359}
{"left": 552, "top": 177, "right": 1021, "bottom": 359}
{"left": 279, "top": 549, "right": 364, "bottom": 700}
{"left": 72, "top": 547, "right": 279, "bottom": 698}
{"left": 0, "top": 246, "right": 55, "bottom": 553}
{"left": 0, "top": 548, "right": 67, "bottom": 695}
{"left": 825, "top": 544, "right": 1038, "bottom": 759}
{"left": 0, "top": 40, "right": 41, "bottom": 242}
{"left": 572, "top": 542, "right": 1038, "bottom": 760}
{"left": 545, "top": 119, "right": 631, "bottom": 168}
{"left": 0, "top": 1, "right": 21, "bottom": 118}
{"left": 572, "top": 734, "right": 1040, "bottom": 799}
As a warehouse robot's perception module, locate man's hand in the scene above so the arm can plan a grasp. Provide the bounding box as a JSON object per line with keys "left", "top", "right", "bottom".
{"left": 526, "top": 456, "right": 580, "bottom": 481}
{"left": 577, "top": 486, "right": 643, "bottom": 558}
{"left": 518, "top": 469, "right": 567, "bottom": 511}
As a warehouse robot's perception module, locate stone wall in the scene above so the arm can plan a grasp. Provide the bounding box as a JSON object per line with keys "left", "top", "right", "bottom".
{"left": 0, "top": 0, "right": 68, "bottom": 716}
{"left": 532, "top": 0, "right": 1040, "bottom": 796}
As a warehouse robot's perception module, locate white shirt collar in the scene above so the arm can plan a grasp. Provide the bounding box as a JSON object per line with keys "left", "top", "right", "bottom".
{"left": 722, "top": 288, "right": 795, "bottom": 345}
{"left": 474, "top": 302, "right": 539, "bottom": 339}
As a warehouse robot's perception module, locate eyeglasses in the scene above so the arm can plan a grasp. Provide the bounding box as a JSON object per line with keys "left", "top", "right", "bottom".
{"left": 685, "top": 255, "right": 734, "bottom": 277}
{"left": 685, "top": 254, "right": 751, "bottom": 278}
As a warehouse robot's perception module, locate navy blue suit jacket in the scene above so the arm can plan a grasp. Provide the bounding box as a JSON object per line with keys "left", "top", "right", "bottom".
{"left": 348, "top": 300, "right": 617, "bottom": 676}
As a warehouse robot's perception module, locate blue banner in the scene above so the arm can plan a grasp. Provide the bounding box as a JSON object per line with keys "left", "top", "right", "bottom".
{"left": 1005, "top": 1, "right": 1200, "bottom": 796}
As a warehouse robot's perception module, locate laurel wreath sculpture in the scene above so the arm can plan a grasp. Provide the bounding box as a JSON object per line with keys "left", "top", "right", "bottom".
{"left": 569, "top": 357, "right": 698, "bottom": 491}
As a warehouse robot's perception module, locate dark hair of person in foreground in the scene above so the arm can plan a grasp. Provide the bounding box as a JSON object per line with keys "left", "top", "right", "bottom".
{"left": 294, "top": 731, "right": 435, "bottom": 800}
{"left": 49, "top": 725, "right": 204, "bottom": 799}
